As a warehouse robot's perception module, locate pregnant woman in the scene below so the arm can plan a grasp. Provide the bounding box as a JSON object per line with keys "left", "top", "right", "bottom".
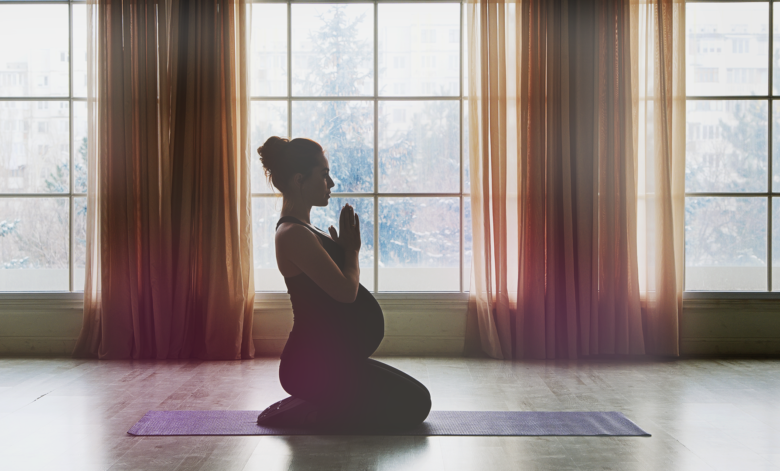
{"left": 255, "top": 136, "right": 431, "bottom": 432}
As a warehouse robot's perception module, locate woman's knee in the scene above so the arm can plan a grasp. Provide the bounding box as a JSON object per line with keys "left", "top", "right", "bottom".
{"left": 395, "top": 383, "right": 431, "bottom": 426}
{"left": 412, "top": 385, "right": 432, "bottom": 422}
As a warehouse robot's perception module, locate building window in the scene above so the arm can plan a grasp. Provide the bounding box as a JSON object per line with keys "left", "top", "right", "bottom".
{"left": 732, "top": 38, "right": 749, "bottom": 53}
{"left": 250, "top": 2, "right": 467, "bottom": 293}
{"left": 694, "top": 67, "right": 719, "bottom": 83}
{"left": 421, "top": 29, "right": 436, "bottom": 44}
{"left": 685, "top": 1, "right": 777, "bottom": 292}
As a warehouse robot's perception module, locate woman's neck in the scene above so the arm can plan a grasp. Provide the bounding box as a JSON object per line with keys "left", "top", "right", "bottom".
{"left": 280, "top": 198, "right": 312, "bottom": 224}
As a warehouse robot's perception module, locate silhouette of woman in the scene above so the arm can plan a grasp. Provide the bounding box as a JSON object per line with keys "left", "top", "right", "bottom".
{"left": 256, "top": 136, "right": 431, "bottom": 432}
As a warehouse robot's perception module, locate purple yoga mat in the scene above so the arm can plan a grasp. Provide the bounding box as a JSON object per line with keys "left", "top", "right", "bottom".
{"left": 127, "top": 410, "right": 650, "bottom": 436}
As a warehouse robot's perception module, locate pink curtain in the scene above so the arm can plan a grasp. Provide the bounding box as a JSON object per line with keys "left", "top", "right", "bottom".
{"left": 466, "top": 0, "right": 676, "bottom": 359}
{"left": 73, "top": 0, "right": 255, "bottom": 360}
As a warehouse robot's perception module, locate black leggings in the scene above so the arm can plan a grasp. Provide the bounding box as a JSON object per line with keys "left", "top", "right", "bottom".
{"left": 279, "top": 355, "right": 431, "bottom": 432}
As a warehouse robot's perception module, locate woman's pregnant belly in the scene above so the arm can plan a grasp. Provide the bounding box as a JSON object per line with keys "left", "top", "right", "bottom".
{"left": 283, "top": 282, "right": 384, "bottom": 360}
{"left": 346, "top": 284, "right": 385, "bottom": 358}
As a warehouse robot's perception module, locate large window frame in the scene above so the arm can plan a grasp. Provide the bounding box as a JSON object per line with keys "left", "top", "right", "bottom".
{"left": 684, "top": 0, "right": 780, "bottom": 297}
{"left": 0, "top": 0, "right": 471, "bottom": 297}
{"left": 0, "top": 0, "right": 84, "bottom": 294}
{"left": 250, "top": 0, "right": 470, "bottom": 294}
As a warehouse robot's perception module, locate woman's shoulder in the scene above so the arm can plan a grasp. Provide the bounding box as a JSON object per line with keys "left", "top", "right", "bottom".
{"left": 276, "top": 221, "right": 318, "bottom": 245}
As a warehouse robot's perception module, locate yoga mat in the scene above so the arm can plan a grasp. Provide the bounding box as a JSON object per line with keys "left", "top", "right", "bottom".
{"left": 127, "top": 410, "right": 650, "bottom": 436}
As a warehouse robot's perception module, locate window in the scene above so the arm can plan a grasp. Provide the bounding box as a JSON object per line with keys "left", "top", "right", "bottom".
{"left": 727, "top": 67, "right": 767, "bottom": 84}
{"left": 421, "top": 55, "right": 437, "bottom": 69}
{"left": 1, "top": 1, "right": 467, "bottom": 294}
{"left": 694, "top": 67, "right": 719, "bottom": 83}
{"left": 250, "top": 2, "right": 467, "bottom": 293}
{"left": 393, "top": 56, "right": 407, "bottom": 69}
{"left": 685, "top": 1, "right": 779, "bottom": 291}
{"left": 732, "top": 38, "right": 750, "bottom": 53}
{"left": 0, "top": 1, "right": 86, "bottom": 292}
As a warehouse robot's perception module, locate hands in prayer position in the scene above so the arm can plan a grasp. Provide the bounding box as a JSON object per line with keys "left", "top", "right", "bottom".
{"left": 329, "top": 204, "right": 361, "bottom": 254}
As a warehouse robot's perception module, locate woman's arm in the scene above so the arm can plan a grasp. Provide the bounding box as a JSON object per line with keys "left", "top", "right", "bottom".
{"left": 276, "top": 205, "right": 361, "bottom": 303}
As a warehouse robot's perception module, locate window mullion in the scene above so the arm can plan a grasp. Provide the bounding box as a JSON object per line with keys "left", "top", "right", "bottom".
{"left": 769, "top": 0, "right": 774, "bottom": 292}
{"left": 373, "top": 0, "right": 379, "bottom": 294}
{"left": 459, "top": 0, "right": 464, "bottom": 293}
{"left": 69, "top": 0, "right": 74, "bottom": 293}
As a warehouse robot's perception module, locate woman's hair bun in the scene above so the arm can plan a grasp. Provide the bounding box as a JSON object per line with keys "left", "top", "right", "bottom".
{"left": 258, "top": 136, "right": 289, "bottom": 175}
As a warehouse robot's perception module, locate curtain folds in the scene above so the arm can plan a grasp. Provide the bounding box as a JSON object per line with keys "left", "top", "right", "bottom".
{"left": 73, "top": 0, "right": 255, "bottom": 360}
{"left": 467, "top": 0, "right": 682, "bottom": 359}
{"left": 631, "top": 0, "right": 685, "bottom": 356}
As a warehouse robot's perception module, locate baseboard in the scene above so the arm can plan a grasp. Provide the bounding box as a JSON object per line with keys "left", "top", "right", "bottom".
{"left": 8, "top": 336, "right": 778, "bottom": 358}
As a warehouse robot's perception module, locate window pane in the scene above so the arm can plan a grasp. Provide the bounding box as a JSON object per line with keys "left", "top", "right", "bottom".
{"left": 73, "top": 101, "right": 88, "bottom": 193}
{"left": 463, "top": 196, "right": 471, "bottom": 291}
{"left": 773, "top": 100, "right": 780, "bottom": 189}
{"left": 251, "top": 101, "right": 288, "bottom": 194}
{"left": 774, "top": 5, "right": 780, "bottom": 95}
{"left": 0, "top": 198, "right": 69, "bottom": 291}
{"left": 0, "top": 101, "right": 70, "bottom": 193}
{"left": 685, "top": 197, "right": 766, "bottom": 291}
{"left": 379, "top": 197, "right": 459, "bottom": 291}
{"left": 253, "top": 197, "right": 285, "bottom": 292}
{"left": 251, "top": 4, "right": 287, "bottom": 97}
{"left": 292, "top": 101, "right": 373, "bottom": 193}
{"left": 379, "top": 100, "right": 459, "bottom": 193}
{"left": 463, "top": 101, "right": 470, "bottom": 194}
{"left": 0, "top": 5, "right": 69, "bottom": 97}
{"left": 686, "top": 3, "right": 768, "bottom": 97}
{"left": 773, "top": 197, "right": 780, "bottom": 291}
{"left": 312, "top": 197, "right": 374, "bottom": 289}
{"left": 378, "top": 3, "right": 460, "bottom": 97}
{"left": 292, "top": 4, "right": 373, "bottom": 97}
{"left": 685, "top": 100, "right": 767, "bottom": 193}
{"left": 74, "top": 197, "right": 86, "bottom": 291}
{"left": 73, "top": 4, "right": 87, "bottom": 98}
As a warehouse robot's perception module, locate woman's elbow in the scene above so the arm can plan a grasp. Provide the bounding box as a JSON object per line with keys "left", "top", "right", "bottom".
{"left": 333, "top": 285, "right": 359, "bottom": 304}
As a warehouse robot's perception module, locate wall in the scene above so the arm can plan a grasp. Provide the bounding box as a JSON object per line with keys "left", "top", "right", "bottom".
{"left": 0, "top": 293, "right": 469, "bottom": 357}
{"left": 1, "top": 293, "right": 779, "bottom": 357}
{"left": 680, "top": 297, "right": 780, "bottom": 355}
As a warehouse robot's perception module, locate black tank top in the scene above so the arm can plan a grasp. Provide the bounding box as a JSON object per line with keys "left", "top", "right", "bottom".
{"left": 276, "top": 216, "right": 384, "bottom": 361}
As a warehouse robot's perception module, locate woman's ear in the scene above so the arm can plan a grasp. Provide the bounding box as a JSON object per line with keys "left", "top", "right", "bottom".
{"left": 291, "top": 173, "right": 303, "bottom": 189}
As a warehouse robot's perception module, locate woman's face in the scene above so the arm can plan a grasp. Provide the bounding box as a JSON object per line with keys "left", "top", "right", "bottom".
{"left": 298, "top": 153, "right": 334, "bottom": 207}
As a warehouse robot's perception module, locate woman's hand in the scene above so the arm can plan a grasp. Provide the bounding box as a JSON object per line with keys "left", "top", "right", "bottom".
{"left": 328, "top": 203, "right": 361, "bottom": 253}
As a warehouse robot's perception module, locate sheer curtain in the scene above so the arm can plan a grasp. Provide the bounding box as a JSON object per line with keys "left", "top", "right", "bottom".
{"left": 466, "top": 0, "right": 660, "bottom": 359}
{"left": 631, "top": 0, "right": 685, "bottom": 356}
{"left": 73, "top": 0, "right": 255, "bottom": 360}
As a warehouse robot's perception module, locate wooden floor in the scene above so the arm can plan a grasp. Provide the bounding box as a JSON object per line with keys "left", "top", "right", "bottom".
{"left": 1, "top": 357, "right": 779, "bottom": 471}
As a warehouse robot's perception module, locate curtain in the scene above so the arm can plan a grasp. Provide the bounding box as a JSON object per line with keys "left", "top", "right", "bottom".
{"left": 73, "top": 0, "right": 255, "bottom": 360}
{"left": 466, "top": 0, "right": 668, "bottom": 359}
{"left": 631, "top": 0, "right": 685, "bottom": 356}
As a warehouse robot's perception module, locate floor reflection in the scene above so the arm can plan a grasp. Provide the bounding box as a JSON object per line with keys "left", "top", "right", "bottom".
{"left": 279, "top": 435, "right": 432, "bottom": 471}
